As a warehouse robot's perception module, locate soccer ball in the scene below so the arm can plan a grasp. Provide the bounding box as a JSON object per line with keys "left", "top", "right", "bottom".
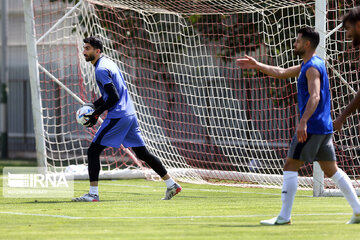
{"left": 76, "top": 105, "right": 95, "bottom": 126}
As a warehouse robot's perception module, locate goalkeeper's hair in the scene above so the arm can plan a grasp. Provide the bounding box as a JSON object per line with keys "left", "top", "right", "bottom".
{"left": 343, "top": 7, "right": 360, "bottom": 26}
{"left": 298, "top": 27, "right": 319, "bottom": 49}
{"left": 83, "top": 36, "right": 103, "bottom": 53}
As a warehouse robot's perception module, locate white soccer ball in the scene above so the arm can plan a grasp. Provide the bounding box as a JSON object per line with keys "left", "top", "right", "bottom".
{"left": 76, "top": 105, "right": 95, "bottom": 126}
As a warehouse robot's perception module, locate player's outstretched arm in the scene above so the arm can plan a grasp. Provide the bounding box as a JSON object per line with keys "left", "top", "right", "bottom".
{"left": 333, "top": 90, "right": 360, "bottom": 132}
{"left": 236, "top": 55, "right": 301, "bottom": 79}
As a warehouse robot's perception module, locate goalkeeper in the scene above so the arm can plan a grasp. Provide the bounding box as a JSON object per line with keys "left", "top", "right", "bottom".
{"left": 72, "top": 37, "right": 182, "bottom": 202}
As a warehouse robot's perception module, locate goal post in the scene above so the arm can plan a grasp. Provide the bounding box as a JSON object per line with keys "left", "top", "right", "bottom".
{"left": 24, "top": 0, "right": 360, "bottom": 195}
{"left": 23, "top": 0, "right": 47, "bottom": 168}
{"left": 312, "top": 0, "right": 326, "bottom": 197}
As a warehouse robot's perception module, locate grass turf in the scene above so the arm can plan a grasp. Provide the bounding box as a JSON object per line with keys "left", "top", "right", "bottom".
{"left": 0, "top": 160, "right": 359, "bottom": 240}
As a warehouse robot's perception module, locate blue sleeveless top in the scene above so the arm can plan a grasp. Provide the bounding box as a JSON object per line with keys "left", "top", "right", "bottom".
{"left": 297, "top": 56, "right": 333, "bottom": 134}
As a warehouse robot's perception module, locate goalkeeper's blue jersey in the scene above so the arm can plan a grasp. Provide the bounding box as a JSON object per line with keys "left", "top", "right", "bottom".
{"left": 297, "top": 55, "right": 333, "bottom": 134}
{"left": 94, "top": 56, "right": 136, "bottom": 118}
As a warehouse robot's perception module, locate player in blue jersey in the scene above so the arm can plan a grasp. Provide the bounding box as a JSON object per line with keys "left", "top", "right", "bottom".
{"left": 237, "top": 27, "right": 360, "bottom": 224}
{"left": 72, "top": 37, "right": 182, "bottom": 202}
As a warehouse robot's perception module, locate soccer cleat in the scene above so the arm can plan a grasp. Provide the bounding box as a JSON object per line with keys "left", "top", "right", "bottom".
{"left": 260, "top": 216, "right": 291, "bottom": 226}
{"left": 347, "top": 213, "right": 360, "bottom": 224}
{"left": 72, "top": 193, "right": 99, "bottom": 202}
{"left": 162, "top": 183, "right": 182, "bottom": 200}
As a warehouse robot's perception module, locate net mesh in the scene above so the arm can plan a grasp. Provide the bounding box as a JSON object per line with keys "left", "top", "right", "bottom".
{"left": 327, "top": 0, "right": 360, "bottom": 184}
{"left": 30, "top": 0, "right": 360, "bottom": 189}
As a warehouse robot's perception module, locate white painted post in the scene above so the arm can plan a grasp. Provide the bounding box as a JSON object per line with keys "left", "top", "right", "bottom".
{"left": 23, "top": 0, "right": 47, "bottom": 168}
{"left": 313, "top": 0, "right": 327, "bottom": 197}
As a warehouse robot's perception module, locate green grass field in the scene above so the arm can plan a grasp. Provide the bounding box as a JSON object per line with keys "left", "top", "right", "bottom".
{"left": 0, "top": 160, "right": 359, "bottom": 240}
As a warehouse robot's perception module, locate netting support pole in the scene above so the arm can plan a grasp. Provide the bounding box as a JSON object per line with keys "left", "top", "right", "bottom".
{"left": 313, "top": 0, "right": 327, "bottom": 197}
{"left": 1, "top": 0, "right": 9, "bottom": 158}
{"left": 23, "top": 0, "right": 47, "bottom": 168}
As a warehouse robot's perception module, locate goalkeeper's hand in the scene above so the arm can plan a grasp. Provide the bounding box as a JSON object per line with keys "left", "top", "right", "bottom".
{"left": 81, "top": 102, "right": 98, "bottom": 127}
{"left": 84, "top": 111, "right": 99, "bottom": 128}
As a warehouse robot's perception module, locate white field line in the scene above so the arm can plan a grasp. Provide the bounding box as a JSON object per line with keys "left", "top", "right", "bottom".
{"left": 0, "top": 211, "right": 351, "bottom": 220}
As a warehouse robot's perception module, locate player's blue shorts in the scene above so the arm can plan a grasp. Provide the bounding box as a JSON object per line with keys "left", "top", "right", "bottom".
{"left": 92, "top": 114, "right": 145, "bottom": 148}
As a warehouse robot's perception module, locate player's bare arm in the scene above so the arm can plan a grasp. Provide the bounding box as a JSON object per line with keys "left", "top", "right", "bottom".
{"left": 333, "top": 9, "right": 360, "bottom": 132}
{"left": 333, "top": 91, "right": 360, "bottom": 132}
{"left": 296, "top": 67, "right": 321, "bottom": 143}
{"left": 236, "top": 55, "right": 301, "bottom": 79}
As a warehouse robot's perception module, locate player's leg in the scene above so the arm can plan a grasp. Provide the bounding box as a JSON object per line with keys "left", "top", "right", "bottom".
{"left": 279, "top": 158, "right": 304, "bottom": 221}
{"left": 261, "top": 134, "right": 320, "bottom": 225}
{"left": 73, "top": 118, "right": 116, "bottom": 202}
{"left": 132, "top": 146, "right": 182, "bottom": 200}
{"left": 72, "top": 142, "right": 106, "bottom": 202}
{"left": 260, "top": 157, "right": 303, "bottom": 225}
{"left": 314, "top": 133, "right": 360, "bottom": 223}
{"left": 132, "top": 146, "right": 167, "bottom": 177}
{"left": 123, "top": 115, "right": 181, "bottom": 200}
{"left": 318, "top": 160, "right": 360, "bottom": 224}
{"left": 87, "top": 142, "right": 107, "bottom": 193}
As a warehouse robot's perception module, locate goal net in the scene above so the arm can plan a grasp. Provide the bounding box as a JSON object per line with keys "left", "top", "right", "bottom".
{"left": 24, "top": 0, "right": 360, "bottom": 192}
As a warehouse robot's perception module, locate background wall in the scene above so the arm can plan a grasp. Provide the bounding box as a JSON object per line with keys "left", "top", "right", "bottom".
{"left": 1, "top": 0, "right": 35, "bottom": 158}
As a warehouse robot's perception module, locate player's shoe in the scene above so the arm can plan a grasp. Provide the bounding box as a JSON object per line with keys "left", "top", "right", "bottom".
{"left": 260, "top": 216, "right": 291, "bottom": 226}
{"left": 347, "top": 213, "right": 360, "bottom": 224}
{"left": 72, "top": 193, "right": 99, "bottom": 202}
{"left": 162, "top": 183, "right": 182, "bottom": 200}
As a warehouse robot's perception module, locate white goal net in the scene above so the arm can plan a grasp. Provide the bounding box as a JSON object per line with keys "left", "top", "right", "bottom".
{"left": 24, "top": 0, "right": 360, "bottom": 194}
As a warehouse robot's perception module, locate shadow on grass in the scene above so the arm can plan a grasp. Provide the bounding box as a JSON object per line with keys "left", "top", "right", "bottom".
{"left": 1, "top": 199, "right": 141, "bottom": 204}
{"left": 219, "top": 224, "right": 263, "bottom": 228}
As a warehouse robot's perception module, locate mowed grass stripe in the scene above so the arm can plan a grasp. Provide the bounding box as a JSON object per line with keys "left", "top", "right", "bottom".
{"left": 0, "top": 211, "right": 351, "bottom": 219}
{"left": 1, "top": 161, "right": 359, "bottom": 240}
